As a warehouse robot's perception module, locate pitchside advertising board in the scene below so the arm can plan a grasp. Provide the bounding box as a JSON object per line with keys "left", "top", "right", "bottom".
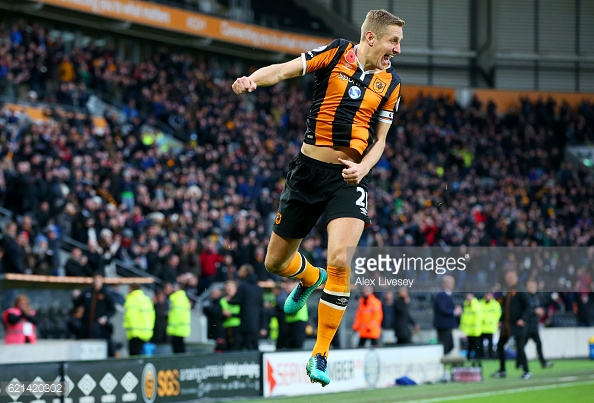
{"left": 0, "top": 352, "right": 261, "bottom": 403}
{"left": 263, "top": 345, "right": 443, "bottom": 397}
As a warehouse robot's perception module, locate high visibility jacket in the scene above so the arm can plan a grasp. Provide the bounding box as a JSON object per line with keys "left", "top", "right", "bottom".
{"left": 220, "top": 298, "right": 241, "bottom": 328}
{"left": 269, "top": 317, "right": 279, "bottom": 341}
{"left": 352, "top": 294, "right": 383, "bottom": 340}
{"left": 124, "top": 289, "right": 155, "bottom": 341}
{"left": 2, "top": 307, "right": 37, "bottom": 344}
{"left": 166, "top": 290, "right": 191, "bottom": 338}
{"left": 460, "top": 297, "right": 483, "bottom": 337}
{"left": 481, "top": 298, "right": 502, "bottom": 334}
{"left": 286, "top": 304, "right": 309, "bottom": 323}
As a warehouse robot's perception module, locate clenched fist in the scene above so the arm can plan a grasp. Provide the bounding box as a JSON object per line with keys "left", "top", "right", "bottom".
{"left": 232, "top": 76, "right": 257, "bottom": 94}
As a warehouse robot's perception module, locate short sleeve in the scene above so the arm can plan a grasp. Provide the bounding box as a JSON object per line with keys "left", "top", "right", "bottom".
{"left": 301, "top": 38, "right": 346, "bottom": 76}
{"left": 377, "top": 82, "right": 401, "bottom": 124}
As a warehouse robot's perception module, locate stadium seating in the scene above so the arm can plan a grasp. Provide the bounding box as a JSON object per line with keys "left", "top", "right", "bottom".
{"left": 1, "top": 17, "right": 593, "bottom": 340}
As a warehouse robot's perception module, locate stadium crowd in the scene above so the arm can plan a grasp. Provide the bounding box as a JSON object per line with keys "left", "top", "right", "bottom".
{"left": 1, "top": 18, "right": 593, "bottom": 337}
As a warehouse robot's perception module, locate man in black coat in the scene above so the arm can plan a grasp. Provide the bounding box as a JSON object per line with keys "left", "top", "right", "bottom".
{"left": 433, "top": 275, "right": 462, "bottom": 355}
{"left": 394, "top": 287, "right": 419, "bottom": 345}
{"left": 230, "top": 264, "right": 264, "bottom": 351}
{"left": 492, "top": 270, "right": 532, "bottom": 380}
{"left": 73, "top": 273, "right": 116, "bottom": 356}
{"left": 202, "top": 286, "right": 225, "bottom": 352}
{"left": 525, "top": 280, "right": 553, "bottom": 369}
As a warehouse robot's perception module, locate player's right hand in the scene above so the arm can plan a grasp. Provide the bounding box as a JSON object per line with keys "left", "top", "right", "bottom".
{"left": 232, "top": 76, "right": 257, "bottom": 94}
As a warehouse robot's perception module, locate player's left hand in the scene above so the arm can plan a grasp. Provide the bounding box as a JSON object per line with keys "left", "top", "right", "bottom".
{"left": 338, "top": 158, "right": 368, "bottom": 185}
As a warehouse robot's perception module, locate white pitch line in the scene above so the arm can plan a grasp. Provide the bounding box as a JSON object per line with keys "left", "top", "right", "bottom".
{"left": 398, "top": 379, "right": 594, "bottom": 403}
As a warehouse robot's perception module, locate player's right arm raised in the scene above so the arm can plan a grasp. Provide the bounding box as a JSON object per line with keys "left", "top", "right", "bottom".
{"left": 232, "top": 57, "right": 303, "bottom": 94}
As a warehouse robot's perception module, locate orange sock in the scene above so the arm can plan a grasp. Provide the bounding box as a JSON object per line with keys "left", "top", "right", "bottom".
{"left": 312, "top": 266, "right": 350, "bottom": 358}
{"left": 277, "top": 252, "right": 320, "bottom": 287}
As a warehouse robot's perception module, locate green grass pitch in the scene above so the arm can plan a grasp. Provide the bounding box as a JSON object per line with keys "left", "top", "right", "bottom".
{"left": 241, "top": 359, "right": 594, "bottom": 403}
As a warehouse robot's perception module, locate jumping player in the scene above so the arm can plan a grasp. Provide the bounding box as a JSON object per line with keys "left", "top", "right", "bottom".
{"left": 232, "top": 9, "right": 404, "bottom": 386}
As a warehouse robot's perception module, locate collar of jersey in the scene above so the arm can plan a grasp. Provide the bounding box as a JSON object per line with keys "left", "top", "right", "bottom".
{"left": 353, "top": 45, "right": 391, "bottom": 80}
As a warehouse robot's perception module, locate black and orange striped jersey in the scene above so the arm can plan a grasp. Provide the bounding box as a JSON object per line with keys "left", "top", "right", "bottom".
{"left": 300, "top": 38, "right": 401, "bottom": 155}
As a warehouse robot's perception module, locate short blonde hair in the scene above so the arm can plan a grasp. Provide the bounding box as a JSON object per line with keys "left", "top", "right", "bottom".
{"left": 360, "top": 9, "right": 405, "bottom": 42}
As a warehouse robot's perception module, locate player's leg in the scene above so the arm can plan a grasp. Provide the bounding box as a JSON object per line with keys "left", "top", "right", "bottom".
{"left": 265, "top": 232, "right": 324, "bottom": 289}
{"left": 308, "top": 217, "right": 364, "bottom": 386}
{"left": 266, "top": 155, "right": 328, "bottom": 314}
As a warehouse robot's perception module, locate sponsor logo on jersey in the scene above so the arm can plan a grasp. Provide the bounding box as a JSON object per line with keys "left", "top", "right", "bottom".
{"left": 348, "top": 86, "right": 362, "bottom": 99}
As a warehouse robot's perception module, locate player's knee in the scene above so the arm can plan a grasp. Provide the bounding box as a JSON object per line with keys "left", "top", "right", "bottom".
{"left": 327, "top": 249, "right": 349, "bottom": 269}
{"left": 264, "top": 254, "right": 285, "bottom": 274}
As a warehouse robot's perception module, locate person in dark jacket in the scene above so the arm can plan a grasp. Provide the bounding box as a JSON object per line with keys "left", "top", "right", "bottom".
{"left": 525, "top": 280, "right": 553, "bottom": 369}
{"left": 574, "top": 293, "right": 592, "bottom": 327}
{"left": 151, "top": 287, "right": 169, "bottom": 345}
{"left": 433, "top": 275, "right": 462, "bottom": 355}
{"left": 230, "top": 264, "right": 264, "bottom": 351}
{"left": 1, "top": 221, "right": 25, "bottom": 274}
{"left": 73, "top": 273, "right": 116, "bottom": 356}
{"left": 394, "top": 287, "right": 419, "bottom": 345}
{"left": 492, "top": 270, "right": 532, "bottom": 380}
{"left": 202, "top": 286, "right": 225, "bottom": 352}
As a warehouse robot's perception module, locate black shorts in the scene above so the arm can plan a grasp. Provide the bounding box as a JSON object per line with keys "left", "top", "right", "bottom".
{"left": 273, "top": 152, "right": 371, "bottom": 239}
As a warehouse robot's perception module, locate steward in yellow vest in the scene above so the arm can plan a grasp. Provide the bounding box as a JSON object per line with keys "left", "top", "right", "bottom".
{"left": 124, "top": 284, "right": 155, "bottom": 356}
{"left": 460, "top": 293, "right": 483, "bottom": 359}
{"left": 480, "top": 292, "right": 501, "bottom": 358}
{"left": 166, "top": 283, "right": 192, "bottom": 354}
{"left": 221, "top": 281, "right": 241, "bottom": 351}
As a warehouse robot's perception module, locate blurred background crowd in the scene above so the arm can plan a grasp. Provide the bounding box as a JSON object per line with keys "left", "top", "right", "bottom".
{"left": 1, "top": 17, "right": 593, "bottom": 352}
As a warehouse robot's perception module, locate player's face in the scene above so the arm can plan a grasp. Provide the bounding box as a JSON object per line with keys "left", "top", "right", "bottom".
{"left": 374, "top": 25, "right": 403, "bottom": 70}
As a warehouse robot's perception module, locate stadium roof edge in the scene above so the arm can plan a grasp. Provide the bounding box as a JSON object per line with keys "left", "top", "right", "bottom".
{"left": 1, "top": 0, "right": 330, "bottom": 62}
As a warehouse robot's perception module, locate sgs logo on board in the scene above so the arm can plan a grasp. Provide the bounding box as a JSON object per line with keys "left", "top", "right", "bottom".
{"left": 157, "top": 368, "right": 180, "bottom": 398}
{"left": 142, "top": 363, "right": 157, "bottom": 403}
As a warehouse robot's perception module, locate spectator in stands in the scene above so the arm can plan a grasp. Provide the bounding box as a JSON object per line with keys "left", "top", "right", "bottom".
{"left": 85, "top": 240, "right": 105, "bottom": 277}
{"left": 353, "top": 286, "right": 383, "bottom": 348}
{"left": 123, "top": 283, "right": 155, "bottom": 356}
{"left": 202, "top": 286, "right": 225, "bottom": 352}
{"left": 30, "top": 233, "right": 57, "bottom": 275}
{"left": 198, "top": 241, "right": 222, "bottom": 295}
{"left": 230, "top": 264, "right": 264, "bottom": 351}
{"left": 525, "top": 280, "right": 553, "bottom": 369}
{"left": 480, "top": 292, "right": 501, "bottom": 359}
{"left": 73, "top": 273, "right": 116, "bottom": 356}
{"left": 4, "top": 161, "right": 37, "bottom": 216}
{"left": 214, "top": 252, "right": 236, "bottom": 283}
{"left": 2, "top": 294, "right": 37, "bottom": 344}
{"left": 393, "top": 287, "right": 419, "bottom": 345}
{"left": 166, "top": 282, "right": 192, "bottom": 354}
{"left": 64, "top": 248, "right": 90, "bottom": 277}
{"left": 220, "top": 280, "right": 241, "bottom": 351}
{"left": 1, "top": 221, "right": 25, "bottom": 274}
{"left": 492, "top": 270, "right": 532, "bottom": 380}
{"left": 161, "top": 253, "right": 181, "bottom": 284}
{"left": 433, "top": 275, "right": 462, "bottom": 355}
